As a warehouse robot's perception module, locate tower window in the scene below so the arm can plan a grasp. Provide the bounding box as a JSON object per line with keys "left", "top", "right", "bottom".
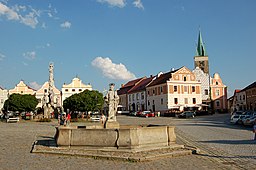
{"left": 184, "top": 77, "right": 187, "bottom": 81}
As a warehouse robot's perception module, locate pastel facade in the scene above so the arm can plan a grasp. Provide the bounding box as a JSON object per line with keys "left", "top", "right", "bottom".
{"left": 146, "top": 67, "right": 202, "bottom": 112}
{"left": 0, "top": 87, "right": 8, "bottom": 112}
{"left": 210, "top": 73, "right": 228, "bottom": 111}
{"left": 9, "top": 80, "right": 35, "bottom": 95}
{"left": 61, "top": 77, "right": 92, "bottom": 104}
{"left": 35, "top": 82, "right": 62, "bottom": 108}
{"left": 117, "top": 78, "right": 145, "bottom": 111}
{"left": 127, "top": 76, "right": 155, "bottom": 112}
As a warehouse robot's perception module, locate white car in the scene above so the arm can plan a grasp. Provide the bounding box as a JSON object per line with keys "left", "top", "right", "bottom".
{"left": 230, "top": 115, "right": 240, "bottom": 124}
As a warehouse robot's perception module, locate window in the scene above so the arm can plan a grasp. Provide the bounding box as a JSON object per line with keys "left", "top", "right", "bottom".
{"left": 72, "top": 89, "right": 75, "bottom": 92}
{"left": 65, "top": 89, "right": 68, "bottom": 92}
{"left": 184, "top": 86, "right": 188, "bottom": 93}
{"left": 136, "top": 93, "right": 139, "bottom": 100}
{"left": 174, "top": 98, "right": 178, "bottom": 104}
{"left": 141, "top": 93, "right": 144, "bottom": 100}
{"left": 184, "top": 77, "right": 187, "bottom": 81}
{"left": 205, "top": 89, "right": 208, "bottom": 95}
{"left": 192, "top": 86, "right": 195, "bottom": 92}
{"left": 216, "top": 101, "right": 220, "bottom": 107}
{"left": 174, "top": 86, "right": 178, "bottom": 92}
{"left": 79, "top": 89, "right": 82, "bottom": 92}
{"left": 216, "top": 89, "right": 220, "bottom": 96}
{"left": 132, "top": 94, "right": 134, "bottom": 101}
{"left": 147, "top": 91, "right": 150, "bottom": 95}
{"left": 44, "top": 89, "right": 47, "bottom": 93}
{"left": 161, "top": 98, "right": 163, "bottom": 105}
{"left": 129, "top": 95, "right": 131, "bottom": 102}
{"left": 160, "top": 86, "right": 163, "bottom": 93}
{"left": 184, "top": 98, "right": 188, "bottom": 104}
{"left": 148, "top": 100, "right": 150, "bottom": 106}
{"left": 193, "top": 98, "right": 196, "bottom": 104}
{"left": 243, "top": 95, "right": 245, "bottom": 100}
{"left": 1, "top": 99, "right": 4, "bottom": 104}
{"left": 21, "top": 91, "right": 23, "bottom": 94}
{"left": 153, "top": 100, "right": 155, "bottom": 105}
{"left": 216, "top": 82, "right": 219, "bottom": 85}
{"left": 153, "top": 89, "right": 155, "bottom": 95}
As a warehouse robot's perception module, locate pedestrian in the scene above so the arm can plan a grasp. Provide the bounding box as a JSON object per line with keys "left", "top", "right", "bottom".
{"left": 66, "top": 112, "right": 71, "bottom": 126}
{"left": 253, "top": 120, "right": 256, "bottom": 140}
{"left": 100, "top": 113, "right": 106, "bottom": 125}
{"left": 58, "top": 113, "right": 61, "bottom": 126}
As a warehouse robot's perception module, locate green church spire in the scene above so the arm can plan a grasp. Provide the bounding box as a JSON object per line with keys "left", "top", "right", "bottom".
{"left": 196, "top": 30, "right": 207, "bottom": 56}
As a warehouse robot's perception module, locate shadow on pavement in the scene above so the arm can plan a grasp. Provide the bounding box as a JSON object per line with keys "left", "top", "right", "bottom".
{"left": 197, "top": 153, "right": 256, "bottom": 160}
{"left": 199, "top": 139, "right": 256, "bottom": 145}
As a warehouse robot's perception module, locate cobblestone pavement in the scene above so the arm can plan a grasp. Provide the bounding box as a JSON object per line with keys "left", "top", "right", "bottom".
{"left": 0, "top": 114, "right": 252, "bottom": 170}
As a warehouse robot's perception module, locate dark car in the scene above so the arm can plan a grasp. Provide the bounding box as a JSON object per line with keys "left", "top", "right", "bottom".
{"left": 178, "top": 111, "right": 196, "bottom": 118}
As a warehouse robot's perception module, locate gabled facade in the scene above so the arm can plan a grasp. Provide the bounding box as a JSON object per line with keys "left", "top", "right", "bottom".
{"left": 192, "top": 67, "right": 210, "bottom": 102}
{"left": 146, "top": 67, "right": 202, "bottom": 112}
{"left": 211, "top": 73, "right": 228, "bottom": 112}
{"left": 9, "top": 80, "right": 36, "bottom": 95}
{"left": 127, "top": 76, "right": 155, "bottom": 112}
{"left": 0, "top": 87, "right": 8, "bottom": 112}
{"left": 36, "top": 82, "right": 62, "bottom": 108}
{"left": 61, "top": 77, "right": 92, "bottom": 104}
{"left": 117, "top": 77, "right": 145, "bottom": 111}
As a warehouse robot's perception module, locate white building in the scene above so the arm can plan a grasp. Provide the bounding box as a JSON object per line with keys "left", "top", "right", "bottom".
{"left": 61, "top": 77, "right": 92, "bottom": 104}
{"left": 192, "top": 67, "right": 210, "bottom": 102}
{"left": 0, "top": 87, "right": 8, "bottom": 113}
{"left": 127, "top": 76, "right": 155, "bottom": 112}
{"left": 35, "top": 82, "right": 61, "bottom": 108}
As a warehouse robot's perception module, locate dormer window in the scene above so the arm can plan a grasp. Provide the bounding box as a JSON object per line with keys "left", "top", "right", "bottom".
{"left": 216, "top": 82, "right": 219, "bottom": 85}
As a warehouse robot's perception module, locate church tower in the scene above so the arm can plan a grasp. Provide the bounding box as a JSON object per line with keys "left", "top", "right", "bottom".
{"left": 194, "top": 30, "right": 209, "bottom": 74}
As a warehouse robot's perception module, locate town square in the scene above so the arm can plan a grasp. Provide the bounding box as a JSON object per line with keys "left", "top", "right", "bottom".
{"left": 0, "top": 0, "right": 256, "bottom": 170}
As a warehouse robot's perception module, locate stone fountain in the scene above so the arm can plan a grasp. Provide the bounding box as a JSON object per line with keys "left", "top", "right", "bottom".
{"left": 32, "top": 83, "right": 193, "bottom": 161}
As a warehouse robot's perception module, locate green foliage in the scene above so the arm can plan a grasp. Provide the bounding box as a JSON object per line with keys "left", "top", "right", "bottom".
{"left": 63, "top": 90, "right": 104, "bottom": 112}
{"left": 4, "top": 94, "right": 38, "bottom": 112}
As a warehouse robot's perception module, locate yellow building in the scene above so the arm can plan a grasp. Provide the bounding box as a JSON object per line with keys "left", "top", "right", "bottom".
{"left": 61, "top": 77, "right": 92, "bottom": 104}
{"left": 9, "top": 80, "right": 35, "bottom": 95}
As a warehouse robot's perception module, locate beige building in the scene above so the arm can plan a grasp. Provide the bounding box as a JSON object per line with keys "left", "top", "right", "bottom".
{"left": 61, "top": 77, "right": 92, "bottom": 104}
{"left": 0, "top": 87, "right": 8, "bottom": 112}
{"left": 146, "top": 66, "right": 202, "bottom": 112}
{"left": 35, "top": 82, "right": 61, "bottom": 108}
{"left": 9, "top": 80, "right": 35, "bottom": 95}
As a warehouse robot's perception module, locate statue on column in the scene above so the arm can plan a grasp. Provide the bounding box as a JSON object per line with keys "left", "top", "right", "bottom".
{"left": 104, "top": 83, "right": 119, "bottom": 122}
{"left": 42, "top": 63, "right": 55, "bottom": 119}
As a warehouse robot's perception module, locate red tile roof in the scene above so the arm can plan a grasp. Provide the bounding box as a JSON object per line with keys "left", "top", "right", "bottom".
{"left": 117, "top": 77, "right": 145, "bottom": 95}
{"left": 147, "top": 69, "right": 179, "bottom": 87}
{"left": 128, "top": 76, "right": 155, "bottom": 93}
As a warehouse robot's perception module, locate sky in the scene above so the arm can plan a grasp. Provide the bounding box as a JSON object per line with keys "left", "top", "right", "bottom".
{"left": 0, "top": 0, "right": 255, "bottom": 97}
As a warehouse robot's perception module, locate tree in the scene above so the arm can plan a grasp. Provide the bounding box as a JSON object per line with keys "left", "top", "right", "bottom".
{"left": 4, "top": 94, "right": 38, "bottom": 112}
{"left": 63, "top": 90, "right": 104, "bottom": 112}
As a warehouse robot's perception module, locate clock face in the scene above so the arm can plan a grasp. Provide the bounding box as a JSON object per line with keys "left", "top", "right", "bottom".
{"left": 199, "top": 61, "right": 205, "bottom": 66}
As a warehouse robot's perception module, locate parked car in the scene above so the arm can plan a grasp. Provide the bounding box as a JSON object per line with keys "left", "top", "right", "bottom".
{"left": 140, "top": 111, "right": 155, "bottom": 118}
{"left": 243, "top": 116, "right": 256, "bottom": 126}
{"left": 178, "top": 111, "right": 195, "bottom": 118}
{"left": 231, "top": 111, "right": 243, "bottom": 116}
{"left": 230, "top": 114, "right": 240, "bottom": 124}
{"left": 238, "top": 115, "right": 251, "bottom": 125}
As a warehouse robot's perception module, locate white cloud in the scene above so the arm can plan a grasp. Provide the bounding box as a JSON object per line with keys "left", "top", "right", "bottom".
{"left": 133, "top": 0, "right": 144, "bottom": 10}
{"left": 97, "top": 0, "right": 126, "bottom": 8}
{"left": 60, "top": 21, "right": 71, "bottom": 28}
{"left": 23, "top": 51, "right": 36, "bottom": 60}
{"left": 29, "top": 81, "right": 42, "bottom": 90}
{"left": 46, "top": 43, "right": 50, "bottom": 47}
{"left": 91, "top": 57, "right": 136, "bottom": 81}
{"left": 0, "top": 2, "right": 39, "bottom": 28}
{"left": 0, "top": 53, "right": 6, "bottom": 61}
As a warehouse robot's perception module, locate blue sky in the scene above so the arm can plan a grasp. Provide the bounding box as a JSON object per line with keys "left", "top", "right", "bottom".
{"left": 0, "top": 0, "right": 255, "bottom": 97}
